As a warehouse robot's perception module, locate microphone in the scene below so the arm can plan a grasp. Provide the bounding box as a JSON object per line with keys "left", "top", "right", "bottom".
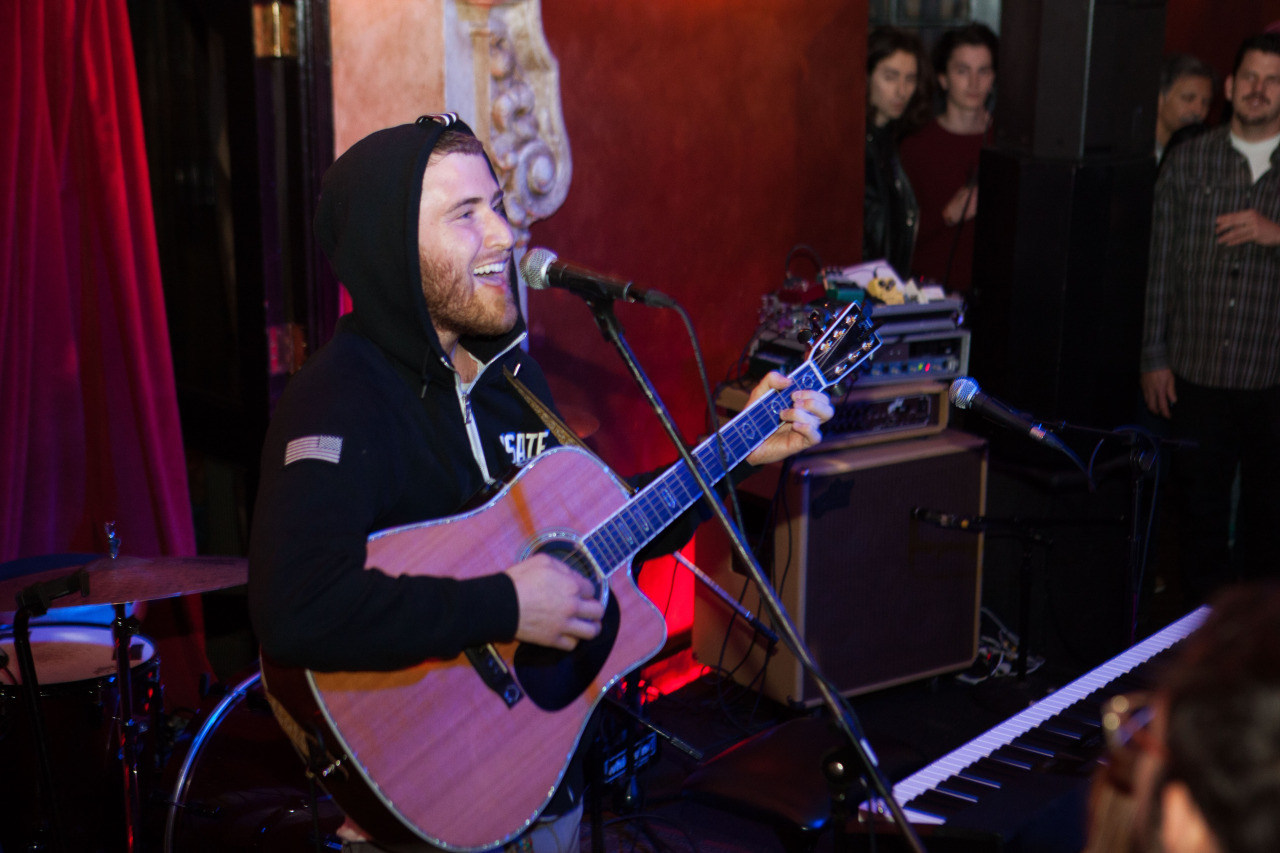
{"left": 948, "top": 377, "right": 1067, "bottom": 453}
{"left": 519, "top": 248, "right": 676, "bottom": 308}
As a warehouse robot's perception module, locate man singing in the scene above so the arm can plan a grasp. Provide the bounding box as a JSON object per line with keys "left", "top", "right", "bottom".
{"left": 248, "top": 114, "right": 833, "bottom": 852}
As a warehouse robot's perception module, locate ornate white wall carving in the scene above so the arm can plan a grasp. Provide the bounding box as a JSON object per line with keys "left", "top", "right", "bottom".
{"left": 450, "top": 0, "right": 573, "bottom": 248}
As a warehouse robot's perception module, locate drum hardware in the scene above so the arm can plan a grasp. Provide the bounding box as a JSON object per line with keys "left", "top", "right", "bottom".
{"left": 1, "top": 530, "right": 249, "bottom": 853}
{"left": 10, "top": 567, "right": 92, "bottom": 853}
{"left": 162, "top": 671, "right": 259, "bottom": 852}
{"left": 0, "top": 554, "right": 249, "bottom": 610}
{"left": 160, "top": 670, "right": 345, "bottom": 852}
{"left": 99, "top": 522, "right": 148, "bottom": 853}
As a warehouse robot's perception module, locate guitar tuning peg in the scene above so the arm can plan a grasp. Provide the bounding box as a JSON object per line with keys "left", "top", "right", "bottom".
{"left": 797, "top": 328, "right": 815, "bottom": 346}
{"left": 808, "top": 308, "right": 835, "bottom": 340}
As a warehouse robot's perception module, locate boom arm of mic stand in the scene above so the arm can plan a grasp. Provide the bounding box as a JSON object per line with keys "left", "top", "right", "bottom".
{"left": 672, "top": 552, "right": 779, "bottom": 649}
{"left": 582, "top": 296, "right": 928, "bottom": 853}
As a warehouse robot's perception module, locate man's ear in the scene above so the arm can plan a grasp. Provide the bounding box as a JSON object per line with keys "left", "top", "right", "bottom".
{"left": 1160, "top": 781, "right": 1221, "bottom": 853}
{"left": 1225, "top": 74, "right": 1235, "bottom": 104}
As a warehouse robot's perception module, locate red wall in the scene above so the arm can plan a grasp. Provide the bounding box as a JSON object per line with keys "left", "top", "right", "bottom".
{"left": 529, "top": 1, "right": 867, "bottom": 481}
{"left": 1165, "top": 0, "right": 1280, "bottom": 82}
{"left": 525, "top": 3, "right": 866, "bottom": 654}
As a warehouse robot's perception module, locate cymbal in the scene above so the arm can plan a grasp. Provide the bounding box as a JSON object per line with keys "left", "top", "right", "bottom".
{"left": 1, "top": 555, "right": 248, "bottom": 610}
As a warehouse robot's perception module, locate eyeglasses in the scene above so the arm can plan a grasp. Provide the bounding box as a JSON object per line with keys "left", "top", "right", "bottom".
{"left": 1100, "top": 692, "right": 1166, "bottom": 793}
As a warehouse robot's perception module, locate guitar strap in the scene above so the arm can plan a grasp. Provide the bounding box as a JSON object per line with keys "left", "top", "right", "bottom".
{"left": 503, "top": 366, "right": 636, "bottom": 496}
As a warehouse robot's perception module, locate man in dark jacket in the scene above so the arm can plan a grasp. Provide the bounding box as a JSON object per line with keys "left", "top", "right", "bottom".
{"left": 248, "top": 114, "right": 832, "bottom": 852}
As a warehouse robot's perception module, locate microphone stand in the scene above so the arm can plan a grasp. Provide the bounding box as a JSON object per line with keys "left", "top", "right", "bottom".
{"left": 912, "top": 511, "right": 1058, "bottom": 682}
{"left": 1044, "top": 421, "right": 1192, "bottom": 646}
{"left": 580, "top": 296, "right": 927, "bottom": 853}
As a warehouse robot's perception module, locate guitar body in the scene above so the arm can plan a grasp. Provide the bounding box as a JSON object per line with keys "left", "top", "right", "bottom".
{"left": 261, "top": 447, "right": 669, "bottom": 852}
{"left": 259, "top": 301, "right": 881, "bottom": 852}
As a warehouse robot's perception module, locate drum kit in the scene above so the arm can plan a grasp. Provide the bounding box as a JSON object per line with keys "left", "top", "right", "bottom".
{"left": 0, "top": 546, "right": 342, "bottom": 853}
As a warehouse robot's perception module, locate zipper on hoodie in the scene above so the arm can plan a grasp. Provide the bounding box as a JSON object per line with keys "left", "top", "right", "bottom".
{"left": 450, "top": 332, "right": 526, "bottom": 485}
{"left": 456, "top": 381, "right": 491, "bottom": 483}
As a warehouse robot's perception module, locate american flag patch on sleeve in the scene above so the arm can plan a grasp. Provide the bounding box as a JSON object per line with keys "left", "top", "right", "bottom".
{"left": 284, "top": 435, "right": 344, "bottom": 466}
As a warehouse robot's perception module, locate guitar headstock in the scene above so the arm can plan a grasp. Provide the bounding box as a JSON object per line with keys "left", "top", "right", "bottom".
{"left": 803, "top": 301, "right": 880, "bottom": 388}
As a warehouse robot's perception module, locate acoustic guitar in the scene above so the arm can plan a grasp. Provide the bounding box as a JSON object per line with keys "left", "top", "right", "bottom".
{"left": 261, "top": 301, "right": 880, "bottom": 852}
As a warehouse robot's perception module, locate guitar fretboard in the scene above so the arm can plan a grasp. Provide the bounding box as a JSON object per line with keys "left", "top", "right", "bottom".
{"left": 584, "top": 361, "right": 827, "bottom": 573}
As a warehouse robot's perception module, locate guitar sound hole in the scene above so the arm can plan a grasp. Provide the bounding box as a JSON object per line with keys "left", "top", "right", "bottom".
{"left": 513, "top": 595, "right": 620, "bottom": 712}
{"left": 533, "top": 539, "right": 602, "bottom": 600}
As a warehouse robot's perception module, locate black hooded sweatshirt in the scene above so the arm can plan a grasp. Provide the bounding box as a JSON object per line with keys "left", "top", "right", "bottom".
{"left": 248, "top": 118, "right": 576, "bottom": 673}
{"left": 248, "top": 117, "right": 711, "bottom": 678}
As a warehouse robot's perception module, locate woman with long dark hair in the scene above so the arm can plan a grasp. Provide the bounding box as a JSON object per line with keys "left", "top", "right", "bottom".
{"left": 863, "top": 26, "right": 931, "bottom": 280}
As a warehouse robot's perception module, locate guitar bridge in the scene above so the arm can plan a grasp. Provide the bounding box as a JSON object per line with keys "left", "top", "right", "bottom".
{"left": 465, "top": 644, "right": 524, "bottom": 708}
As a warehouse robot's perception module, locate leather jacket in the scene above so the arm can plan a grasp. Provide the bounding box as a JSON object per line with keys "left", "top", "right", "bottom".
{"left": 863, "top": 120, "right": 918, "bottom": 279}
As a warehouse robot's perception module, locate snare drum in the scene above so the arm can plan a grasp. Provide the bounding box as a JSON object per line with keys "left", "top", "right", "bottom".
{"left": 0, "top": 623, "right": 162, "bottom": 852}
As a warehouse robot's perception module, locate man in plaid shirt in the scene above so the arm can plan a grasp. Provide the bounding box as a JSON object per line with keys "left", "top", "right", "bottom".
{"left": 1141, "top": 32, "right": 1280, "bottom": 601}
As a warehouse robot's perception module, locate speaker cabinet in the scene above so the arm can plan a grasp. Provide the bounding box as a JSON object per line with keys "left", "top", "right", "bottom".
{"left": 996, "top": 0, "right": 1167, "bottom": 159}
{"left": 969, "top": 149, "right": 1154, "bottom": 442}
{"left": 693, "top": 431, "right": 987, "bottom": 706}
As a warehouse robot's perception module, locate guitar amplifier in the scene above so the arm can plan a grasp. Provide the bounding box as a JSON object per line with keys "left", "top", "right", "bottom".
{"left": 693, "top": 430, "right": 986, "bottom": 705}
{"left": 857, "top": 327, "right": 970, "bottom": 386}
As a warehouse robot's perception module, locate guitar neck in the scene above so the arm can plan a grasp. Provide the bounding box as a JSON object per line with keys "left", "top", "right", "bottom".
{"left": 583, "top": 361, "right": 826, "bottom": 573}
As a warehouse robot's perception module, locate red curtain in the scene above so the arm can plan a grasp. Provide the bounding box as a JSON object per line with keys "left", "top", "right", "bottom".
{"left": 1, "top": 0, "right": 208, "bottom": 703}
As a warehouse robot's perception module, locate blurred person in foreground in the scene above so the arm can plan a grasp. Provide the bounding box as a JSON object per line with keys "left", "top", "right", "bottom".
{"left": 1082, "top": 580, "right": 1280, "bottom": 853}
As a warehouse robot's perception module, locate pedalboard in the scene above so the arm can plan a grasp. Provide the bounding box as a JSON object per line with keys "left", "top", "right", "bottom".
{"left": 745, "top": 295, "right": 969, "bottom": 386}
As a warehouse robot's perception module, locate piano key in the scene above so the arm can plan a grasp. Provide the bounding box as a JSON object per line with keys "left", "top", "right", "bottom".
{"left": 1008, "top": 739, "right": 1057, "bottom": 760}
{"left": 937, "top": 775, "right": 996, "bottom": 799}
{"left": 962, "top": 757, "right": 1024, "bottom": 786}
{"left": 930, "top": 784, "right": 979, "bottom": 804}
{"left": 861, "top": 606, "right": 1209, "bottom": 823}
{"left": 1016, "top": 727, "right": 1080, "bottom": 752}
{"left": 1059, "top": 704, "right": 1104, "bottom": 728}
{"left": 989, "top": 747, "right": 1037, "bottom": 770}
{"left": 906, "top": 790, "right": 973, "bottom": 820}
{"left": 1040, "top": 718, "right": 1092, "bottom": 740}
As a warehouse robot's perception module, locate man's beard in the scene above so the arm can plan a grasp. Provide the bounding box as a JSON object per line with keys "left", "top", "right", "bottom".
{"left": 419, "top": 251, "right": 517, "bottom": 341}
{"left": 1235, "top": 95, "right": 1280, "bottom": 127}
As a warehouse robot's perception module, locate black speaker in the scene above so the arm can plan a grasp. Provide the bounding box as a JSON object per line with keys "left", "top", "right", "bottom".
{"left": 692, "top": 431, "right": 987, "bottom": 706}
{"left": 968, "top": 149, "right": 1154, "bottom": 437}
{"left": 996, "top": 0, "right": 1167, "bottom": 159}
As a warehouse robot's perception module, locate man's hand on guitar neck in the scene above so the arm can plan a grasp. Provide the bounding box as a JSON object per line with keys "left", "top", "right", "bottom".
{"left": 744, "top": 371, "right": 835, "bottom": 466}
{"left": 506, "top": 555, "right": 605, "bottom": 650}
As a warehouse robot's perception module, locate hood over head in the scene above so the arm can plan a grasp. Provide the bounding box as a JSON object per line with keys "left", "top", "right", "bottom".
{"left": 314, "top": 113, "right": 524, "bottom": 383}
